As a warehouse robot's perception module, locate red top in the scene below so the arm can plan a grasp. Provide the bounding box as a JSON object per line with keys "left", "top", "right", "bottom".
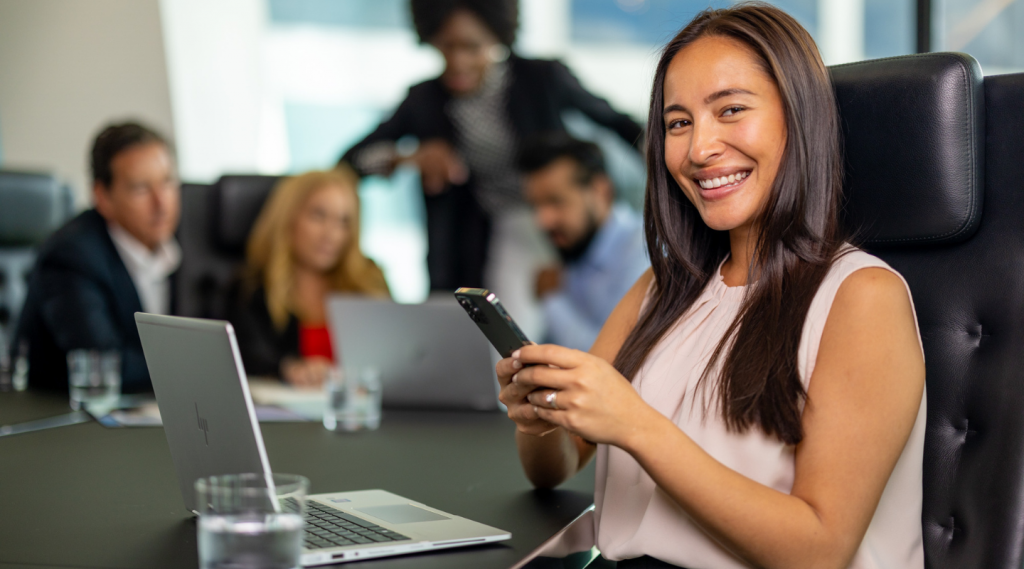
{"left": 298, "top": 324, "right": 335, "bottom": 361}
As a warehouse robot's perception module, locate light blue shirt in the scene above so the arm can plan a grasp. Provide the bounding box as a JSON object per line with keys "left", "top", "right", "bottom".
{"left": 543, "top": 204, "right": 649, "bottom": 351}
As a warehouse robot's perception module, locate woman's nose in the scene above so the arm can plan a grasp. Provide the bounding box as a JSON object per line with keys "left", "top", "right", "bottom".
{"left": 688, "top": 120, "right": 725, "bottom": 165}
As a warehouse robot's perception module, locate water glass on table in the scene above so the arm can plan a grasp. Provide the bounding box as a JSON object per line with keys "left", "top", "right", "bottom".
{"left": 66, "top": 350, "right": 121, "bottom": 411}
{"left": 195, "top": 473, "right": 309, "bottom": 569}
{"left": 323, "top": 367, "right": 382, "bottom": 432}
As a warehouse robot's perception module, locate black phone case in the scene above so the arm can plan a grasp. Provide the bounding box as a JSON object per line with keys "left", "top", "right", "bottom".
{"left": 454, "top": 288, "right": 531, "bottom": 358}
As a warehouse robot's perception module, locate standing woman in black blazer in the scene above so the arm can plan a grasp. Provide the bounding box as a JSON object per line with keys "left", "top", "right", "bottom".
{"left": 340, "top": 0, "right": 643, "bottom": 338}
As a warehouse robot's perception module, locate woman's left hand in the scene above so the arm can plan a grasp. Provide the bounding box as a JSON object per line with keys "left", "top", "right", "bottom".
{"left": 511, "top": 344, "right": 654, "bottom": 447}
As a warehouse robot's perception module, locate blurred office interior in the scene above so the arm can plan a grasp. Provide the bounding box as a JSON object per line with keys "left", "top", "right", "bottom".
{"left": 0, "top": 0, "right": 1021, "bottom": 303}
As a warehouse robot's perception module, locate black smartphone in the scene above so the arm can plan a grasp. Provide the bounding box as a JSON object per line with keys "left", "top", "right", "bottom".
{"left": 454, "top": 287, "right": 531, "bottom": 358}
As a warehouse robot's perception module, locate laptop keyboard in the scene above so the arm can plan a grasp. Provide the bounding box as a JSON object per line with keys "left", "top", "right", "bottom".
{"left": 284, "top": 499, "right": 412, "bottom": 550}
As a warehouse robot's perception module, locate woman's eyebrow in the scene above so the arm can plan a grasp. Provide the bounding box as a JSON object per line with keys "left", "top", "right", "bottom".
{"left": 663, "top": 103, "right": 687, "bottom": 115}
{"left": 663, "top": 88, "right": 757, "bottom": 115}
{"left": 704, "top": 88, "right": 755, "bottom": 104}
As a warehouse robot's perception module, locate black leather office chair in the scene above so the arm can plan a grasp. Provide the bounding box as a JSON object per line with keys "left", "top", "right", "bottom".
{"left": 832, "top": 53, "right": 1024, "bottom": 568}
{"left": 175, "top": 174, "right": 281, "bottom": 319}
{"left": 0, "top": 171, "right": 73, "bottom": 350}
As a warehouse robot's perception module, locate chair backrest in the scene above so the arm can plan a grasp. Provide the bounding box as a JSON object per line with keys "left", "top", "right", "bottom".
{"left": 175, "top": 175, "right": 281, "bottom": 319}
{"left": 0, "top": 170, "right": 74, "bottom": 246}
{"left": 0, "top": 170, "right": 74, "bottom": 347}
{"left": 832, "top": 53, "right": 1024, "bottom": 568}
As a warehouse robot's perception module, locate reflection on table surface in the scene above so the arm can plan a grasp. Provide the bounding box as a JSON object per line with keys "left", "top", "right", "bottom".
{"left": 0, "top": 390, "right": 597, "bottom": 569}
{"left": 517, "top": 507, "right": 617, "bottom": 569}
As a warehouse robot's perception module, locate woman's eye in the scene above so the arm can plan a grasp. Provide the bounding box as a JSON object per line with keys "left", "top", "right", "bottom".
{"left": 722, "top": 106, "right": 745, "bottom": 117}
{"left": 666, "top": 119, "right": 691, "bottom": 130}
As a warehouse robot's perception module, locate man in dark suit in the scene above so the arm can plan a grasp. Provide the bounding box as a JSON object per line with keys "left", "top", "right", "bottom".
{"left": 15, "top": 122, "right": 181, "bottom": 393}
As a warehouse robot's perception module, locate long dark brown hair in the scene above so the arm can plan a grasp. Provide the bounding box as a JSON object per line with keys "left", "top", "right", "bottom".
{"left": 613, "top": 3, "right": 845, "bottom": 445}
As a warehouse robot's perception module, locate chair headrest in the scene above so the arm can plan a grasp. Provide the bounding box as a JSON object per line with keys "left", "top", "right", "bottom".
{"left": 830, "top": 52, "right": 984, "bottom": 247}
{"left": 211, "top": 175, "right": 282, "bottom": 255}
{"left": 0, "top": 171, "right": 70, "bottom": 246}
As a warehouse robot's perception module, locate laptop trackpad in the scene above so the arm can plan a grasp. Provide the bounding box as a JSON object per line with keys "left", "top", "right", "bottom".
{"left": 357, "top": 504, "right": 450, "bottom": 524}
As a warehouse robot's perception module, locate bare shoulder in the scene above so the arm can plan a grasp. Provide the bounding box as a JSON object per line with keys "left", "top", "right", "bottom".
{"left": 619, "top": 267, "right": 656, "bottom": 314}
{"left": 832, "top": 266, "right": 914, "bottom": 319}
{"left": 590, "top": 268, "right": 655, "bottom": 363}
{"left": 816, "top": 265, "right": 924, "bottom": 397}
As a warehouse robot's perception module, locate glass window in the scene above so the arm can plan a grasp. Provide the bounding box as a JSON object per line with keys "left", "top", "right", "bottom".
{"left": 267, "top": 0, "right": 407, "bottom": 29}
{"left": 865, "top": 0, "right": 915, "bottom": 59}
{"left": 570, "top": 0, "right": 734, "bottom": 44}
{"left": 569, "top": 0, "right": 913, "bottom": 64}
{"left": 935, "top": 0, "right": 1024, "bottom": 74}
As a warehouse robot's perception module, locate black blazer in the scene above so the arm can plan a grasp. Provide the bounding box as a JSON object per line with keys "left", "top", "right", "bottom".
{"left": 226, "top": 283, "right": 300, "bottom": 378}
{"left": 341, "top": 54, "right": 644, "bottom": 164}
{"left": 14, "top": 209, "right": 163, "bottom": 393}
{"left": 340, "top": 54, "right": 644, "bottom": 290}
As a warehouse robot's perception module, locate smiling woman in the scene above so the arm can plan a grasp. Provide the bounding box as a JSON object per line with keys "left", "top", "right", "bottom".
{"left": 630, "top": 18, "right": 839, "bottom": 444}
{"left": 495, "top": 3, "right": 926, "bottom": 569}
{"left": 227, "top": 168, "right": 390, "bottom": 387}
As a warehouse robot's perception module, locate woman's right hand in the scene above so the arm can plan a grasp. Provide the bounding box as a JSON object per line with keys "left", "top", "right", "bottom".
{"left": 407, "top": 139, "right": 468, "bottom": 195}
{"left": 281, "top": 357, "right": 332, "bottom": 389}
{"left": 497, "top": 356, "right": 559, "bottom": 436}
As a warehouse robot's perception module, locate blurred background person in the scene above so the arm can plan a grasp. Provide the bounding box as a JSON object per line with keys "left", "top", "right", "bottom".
{"left": 14, "top": 122, "right": 180, "bottom": 393}
{"left": 339, "top": 0, "right": 643, "bottom": 339}
{"left": 229, "top": 168, "right": 390, "bottom": 388}
{"left": 520, "top": 133, "right": 648, "bottom": 352}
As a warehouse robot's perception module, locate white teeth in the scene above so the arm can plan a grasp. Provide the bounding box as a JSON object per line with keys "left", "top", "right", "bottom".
{"left": 698, "top": 171, "right": 749, "bottom": 190}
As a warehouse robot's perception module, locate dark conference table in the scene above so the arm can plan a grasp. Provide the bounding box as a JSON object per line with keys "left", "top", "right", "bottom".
{"left": 0, "top": 391, "right": 597, "bottom": 569}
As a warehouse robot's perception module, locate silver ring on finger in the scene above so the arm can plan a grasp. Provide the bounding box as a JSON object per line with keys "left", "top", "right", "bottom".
{"left": 545, "top": 390, "right": 559, "bottom": 411}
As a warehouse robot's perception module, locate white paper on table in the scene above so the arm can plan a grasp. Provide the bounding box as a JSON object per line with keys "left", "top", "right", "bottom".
{"left": 97, "top": 399, "right": 311, "bottom": 427}
{"left": 246, "top": 378, "right": 326, "bottom": 421}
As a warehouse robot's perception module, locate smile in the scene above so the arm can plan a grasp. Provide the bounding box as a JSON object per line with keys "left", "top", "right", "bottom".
{"left": 696, "top": 170, "right": 750, "bottom": 190}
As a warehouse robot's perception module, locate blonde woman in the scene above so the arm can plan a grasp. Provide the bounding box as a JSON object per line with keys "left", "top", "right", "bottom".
{"left": 229, "top": 168, "right": 389, "bottom": 387}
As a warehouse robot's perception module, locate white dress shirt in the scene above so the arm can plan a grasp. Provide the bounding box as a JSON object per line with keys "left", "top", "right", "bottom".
{"left": 542, "top": 204, "right": 649, "bottom": 351}
{"left": 107, "top": 223, "right": 181, "bottom": 315}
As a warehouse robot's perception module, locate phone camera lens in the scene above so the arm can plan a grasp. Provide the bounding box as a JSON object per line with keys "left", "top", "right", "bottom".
{"left": 472, "top": 306, "right": 488, "bottom": 324}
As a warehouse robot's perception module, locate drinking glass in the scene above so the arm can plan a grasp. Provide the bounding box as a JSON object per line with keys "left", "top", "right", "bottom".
{"left": 323, "top": 367, "right": 382, "bottom": 432}
{"left": 11, "top": 339, "right": 29, "bottom": 392}
{"left": 0, "top": 328, "right": 11, "bottom": 392}
{"left": 66, "top": 349, "right": 120, "bottom": 411}
{"left": 195, "top": 473, "right": 308, "bottom": 569}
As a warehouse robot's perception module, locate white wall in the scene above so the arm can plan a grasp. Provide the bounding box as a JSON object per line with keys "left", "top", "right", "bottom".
{"left": 0, "top": 0, "right": 175, "bottom": 204}
{"left": 158, "top": 0, "right": 290, "bottom": 182}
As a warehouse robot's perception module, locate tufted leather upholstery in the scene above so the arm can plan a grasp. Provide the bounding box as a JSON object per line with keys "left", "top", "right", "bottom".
{"left": 174, "top": 175, "right": 281, "bottom": 319}
{"left": 833, "top": 53, "right": 1024, "bottom": 568}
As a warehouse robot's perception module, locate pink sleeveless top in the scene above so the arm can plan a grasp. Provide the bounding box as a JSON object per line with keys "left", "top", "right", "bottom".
{"left": 594, "top": 249, "right": 927, "bottom": 569}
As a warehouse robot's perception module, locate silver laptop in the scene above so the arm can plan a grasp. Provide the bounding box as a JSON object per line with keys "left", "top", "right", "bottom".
{"left": 134, "top": 313, "right": 511, "bottom": 566}
{"left": 327, "top": 295, "right": 500, "bottom": 410}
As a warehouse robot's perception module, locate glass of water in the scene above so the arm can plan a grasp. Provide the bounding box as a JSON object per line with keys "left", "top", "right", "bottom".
{"left": 323, "top": 367, "right": 382, "bottom": 432}
{"left": 66, "top": 350, "right": 121, "bottom": 411}
{"left": 195, "top": 473, "right": 308, "bottom": 569}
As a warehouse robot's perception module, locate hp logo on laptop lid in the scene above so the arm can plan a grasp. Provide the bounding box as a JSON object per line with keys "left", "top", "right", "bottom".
{"left": 195, "top": 403, "right": 210, "bottom": 445}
